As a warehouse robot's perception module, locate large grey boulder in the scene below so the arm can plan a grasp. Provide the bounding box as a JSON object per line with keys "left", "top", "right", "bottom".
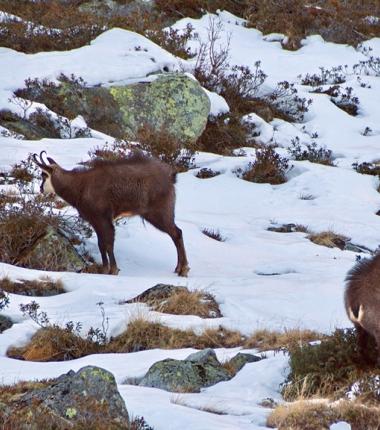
{"left": 13, "top": 366, "right": 129, "bottom": 428}
{"left": 139, "top": 349, "right": 262, "bottom": 393}
{"left": 110, "top": 73, "right": 210, "bottom": 143}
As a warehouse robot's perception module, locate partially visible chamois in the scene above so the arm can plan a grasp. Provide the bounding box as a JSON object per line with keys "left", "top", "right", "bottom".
{"left": 345, "top": 254, "right": 380, "bottom": 364}
{"left": 32, "top": 151, "right": 189, "bottom": 276}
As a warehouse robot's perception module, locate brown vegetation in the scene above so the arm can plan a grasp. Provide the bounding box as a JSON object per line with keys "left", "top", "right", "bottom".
{"left": 0, "top": 277, "right": 65, "bottom": 296}
{"left": 267, "top": 399, "right": 380, "bottom": 430}
{"left": 307, "top": 230, "right": 348, "bottom": 249}
{"left": 150, "top": 289, "right": 222, "bottom": 318}
{"left": 239, "top": 146, "right": 290, "bottom": 185}
{"left": 245, "top": 328, "right": 323, "bottom": 352}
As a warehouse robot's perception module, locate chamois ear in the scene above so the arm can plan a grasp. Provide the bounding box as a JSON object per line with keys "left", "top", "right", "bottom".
{"left": 47, "top": 156, "right": 57, "bottom": 165}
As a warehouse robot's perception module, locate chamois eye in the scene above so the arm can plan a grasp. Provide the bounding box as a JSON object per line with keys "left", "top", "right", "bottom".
{"left": 41, "top": 172, "right": 48, "bottom": 179}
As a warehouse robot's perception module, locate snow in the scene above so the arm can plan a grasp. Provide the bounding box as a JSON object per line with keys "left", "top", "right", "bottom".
{"left": 0, "top": 9, "right": 380, "bottom": 429}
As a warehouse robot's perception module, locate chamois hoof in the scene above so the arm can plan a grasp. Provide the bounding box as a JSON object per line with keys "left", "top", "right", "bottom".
{"left": 177, "top": 265, "right": 190, "bottom": 277}
{"left": 109, "top": 266, "right": 120, "bottom": 275}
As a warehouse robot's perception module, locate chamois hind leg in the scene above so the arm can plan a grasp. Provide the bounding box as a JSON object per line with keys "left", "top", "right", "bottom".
{"left": 93, "top": 218, "right": 119, "bottom": 275}
{"left": 143, "top": 210, "right": 190, "bottom": 277}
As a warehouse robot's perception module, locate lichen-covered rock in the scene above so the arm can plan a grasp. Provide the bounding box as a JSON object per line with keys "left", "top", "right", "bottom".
{"left": 186, "top": 348, "right": 221, "bottom": 367}
{"left": 139, "top": 356, "right": 230, "bottom": 393}
{"left": 18, "top": 226, "right": 86, "bottom": 272}
{"left": 110, "top": 73, "right": 210, "bottom": 143}
{"left": 228, "top": 352, "right": 263, "bottom": 373}
{"left": 15, "top": 366, "right": 129, "bottom": 428}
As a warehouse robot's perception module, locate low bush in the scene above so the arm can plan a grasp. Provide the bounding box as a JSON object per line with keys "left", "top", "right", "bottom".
{"left": 283, "top": 328, "right": 379, "bottom": 401}
{"left": 202, "top": 228, "right": 226, "bottom": 242}
{"left": 0, "top": 277, "right": 65, "bottom": 296}
{"left": 353, "top": 161, "right": 380, "bottom": 176}
{"left": 288, "top": 137, "right": 335, "bottom": 166}
{"left": 0, "top": 171, "right": 91, "bottom": 270}
{"left": 246, "top": 0, "right": 380, "bottom": 50}
{"left": 196, "top": 168, "right": 221, "bottom": 179}
{"left": 239, "top": 146, "right": 290, "bottom": 185}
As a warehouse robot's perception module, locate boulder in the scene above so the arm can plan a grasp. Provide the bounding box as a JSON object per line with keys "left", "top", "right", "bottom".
{"left": 139, "top": 349, "right": 261, "bottom": 393}
{"left": 18, "top": 226, "right": 86, "bottom": 272}
{"left": 2, "top": 366, "right": 129, "bottom": 429}
{"left": 228, "top": 352, "right": 262, "bottom": 373}
{"left": 110, "top": 73, "right": 210, "bottom": 143}
{"left": 139, "top": 356, "right": 230, "bottom": 393}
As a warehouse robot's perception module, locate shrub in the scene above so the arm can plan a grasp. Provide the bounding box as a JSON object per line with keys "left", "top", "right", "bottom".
{"left": 283, "top": 328, "right": 379, "bottom": 401}
{"left": 196, "top": 168, "right": 221, "bottom": 178}
{"left": 300, "top": 65, "right": 348, "bottom": 86}
{"left": 239, "top": 146, "right": 290, "bottom": 185}
{"left": 196, "top": 114, "right": 257, "bottom": 155}
{"left": 246, "top": 0, "right": 380, "bottom": 50}
{"left": 202, "top": 228, "right": 226, "bottom": 242}
{"left": 353, "top": 161, "right": 380, "bottom": 176}
{"left": 288, "top": 137, "right": 335, "bottom": 166}
{"left": 0, "top": 175, "right": 91, "bottom": 270}
{"left": 147, "top": 24, "right": 195, "bottom": 59}
{"left": 264, "top": 81, "right": 312, "bottom": 122}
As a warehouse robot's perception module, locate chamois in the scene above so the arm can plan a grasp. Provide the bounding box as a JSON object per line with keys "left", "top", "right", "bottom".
{"left": 345, "top": 254, "right": 380, "bottom": 364}
{"left": 32, "top": 151, "right": 190, "bottom": 277}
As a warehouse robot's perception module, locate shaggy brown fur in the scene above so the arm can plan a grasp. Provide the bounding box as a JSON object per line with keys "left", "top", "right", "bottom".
{"left": 32, "top": 151, "right": 189, "bottom": 276}
{"left": 345, "top": 254, "right": 380, "bottom": 363}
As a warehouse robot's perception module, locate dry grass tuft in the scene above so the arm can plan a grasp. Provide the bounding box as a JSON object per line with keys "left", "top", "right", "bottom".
{"left": 107, "top": 318, "right": 244, "bottom": 353}
{"left": 267, "top": 399, "right": 380, "bottom": 429}
{"left": 7, "top": 325, "right": 101, "bottom": 362}
{"left": 151, "top": 289, "right": 222, "bottom": 318}
{"left": 0, "top": 276, "right": 65, "bottom": 296}
{"left": 244, "top": 328, "right": 323, "bottom": 352}
{"left": 307, "top": 230, "right": 348, "bottom": 249}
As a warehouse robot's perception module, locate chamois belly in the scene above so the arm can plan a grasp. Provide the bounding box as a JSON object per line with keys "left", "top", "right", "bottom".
{"left": 113, "top": 211, "right": 135, "bottom": 221}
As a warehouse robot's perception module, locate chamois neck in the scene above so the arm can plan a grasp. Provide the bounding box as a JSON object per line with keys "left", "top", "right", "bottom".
{"left": 52, "top": 169, "right": 81, "bottom": 206}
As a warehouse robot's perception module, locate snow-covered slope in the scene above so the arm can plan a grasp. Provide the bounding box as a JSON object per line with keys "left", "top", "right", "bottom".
{"left": 1, "top": 11, "right": 380, "bottom": 429}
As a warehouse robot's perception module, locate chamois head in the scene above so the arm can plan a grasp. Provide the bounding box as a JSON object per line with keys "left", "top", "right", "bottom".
{"left": 32, "top": 151, "right": 59, "bottom": 194}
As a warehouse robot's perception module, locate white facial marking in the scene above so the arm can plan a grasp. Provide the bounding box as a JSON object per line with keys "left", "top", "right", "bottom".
{"left": 43, "top": 174, "right": 56, "bottom": 194}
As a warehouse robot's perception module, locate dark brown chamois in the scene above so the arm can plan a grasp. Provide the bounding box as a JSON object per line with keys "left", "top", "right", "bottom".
{"left": 32, "top": 151, "right": 190, "bottom": 276}
{"left": 345, "top": 253, "right": 380, "bottom": 364}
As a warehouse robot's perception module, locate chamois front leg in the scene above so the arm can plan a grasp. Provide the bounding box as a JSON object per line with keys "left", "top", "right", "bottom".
{"left": 93, "top": 218, "right": 119, "bottom": 275}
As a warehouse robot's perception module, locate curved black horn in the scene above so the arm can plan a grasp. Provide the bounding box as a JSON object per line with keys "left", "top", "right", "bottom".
{"left": 32, "top": 152, "right": 52, "bottom": 171}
